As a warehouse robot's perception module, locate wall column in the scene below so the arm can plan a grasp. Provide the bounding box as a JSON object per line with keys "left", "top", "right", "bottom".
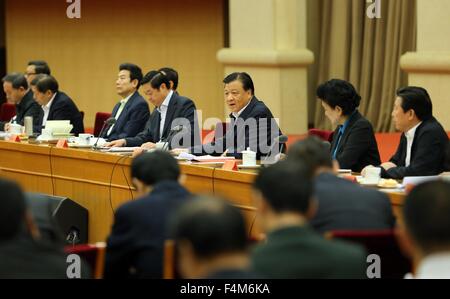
{"left": 401, "top": 0, "right": 450, "bottom": 130}
{"left": 217, "top": 0, "right": 314, "bottom": 134}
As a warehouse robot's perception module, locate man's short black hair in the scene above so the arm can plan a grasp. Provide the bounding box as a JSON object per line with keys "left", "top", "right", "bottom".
{"left": 223, "top": 72, "right": 255, "bottom": 95}
{"left": 287, "top": 136, "right": 333, "bottom": 176}
{"left": 0, "top": 179, "right": 27, "bottom": 241}
{"left": 28, "top": 60, "right": 51, "bottom": 75}
{"left": 169, "top": 196, "right": 248, "bottom": 259}
{"left": 404, "top": 181, "right": 450, "bottom": 253}
{"left": 30, "top": 74, "right": 47, "bottom": 87}
{"left": 159, "top": 67, "right": 179, "bottom": 90}
{"left": 253, "top": 161, "right": 313, "bottom": 214}
{"left": 2, "top": 73, "right": 28, "bottom": 90}
{"left": 131, "top": 151, "right": 180, "bottom": 186}
{"left": 141, "top": 70, "right": 159, "bottom": 85}
{"left": 149, "top": 72, "right": 171, "bottom": 90}
{"left": 316, "top": 79, "right": 361, "bottom": 116}
{"left": 119, "top": 63, "right": 143, "bottom": 89}
{"left": 396, "top": 86, "right": 433, "bottom": 121}
{"left": 35, "top": 75, "right": 59, "bottom": 94}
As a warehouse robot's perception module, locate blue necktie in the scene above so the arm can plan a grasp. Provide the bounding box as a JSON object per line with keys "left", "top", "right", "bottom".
{"left": 332, "top": 126, "right": 344, "bottom": 159}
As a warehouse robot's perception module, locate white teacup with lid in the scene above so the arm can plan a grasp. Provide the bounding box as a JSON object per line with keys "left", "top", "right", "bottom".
{"left": 242, "top": 148, "right": 257, "bottom": 166}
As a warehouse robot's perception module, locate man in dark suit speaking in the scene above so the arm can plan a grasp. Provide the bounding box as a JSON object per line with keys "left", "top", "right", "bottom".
{"left": 31, "top": 75, "right": 84, "bottom": 135}
{"left": 173, "top": 72, "right": 282, "bottom": 159}
{"left": 362, "top": 87, "right": 448, "bottom": 179}
{"left": 106, "top": 70, "right": 200, "bottom": 149}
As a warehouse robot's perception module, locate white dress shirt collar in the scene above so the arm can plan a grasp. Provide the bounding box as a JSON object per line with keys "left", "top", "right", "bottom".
{"left": 157, "top": 90, "right": 173, "bottom": 113}
{"left": 157, "top": 90, "right": 173, "bottom": 139}
{"left": 231, "top": 97, "right": 253, "bottom": 119}
{"left": 405, "top": 122, "right": 422, "bottom": 140}
{"left": 404, "top": 121, "right": 422, "bottom": 167}
{"left": 121, "top": 92, "right": 134, "bottom": 105}
{"left": 44, "top": 92, "right": 57, "bottom": 111}
{"left": 41, "top": 92, "right": 57, "bottom": 127}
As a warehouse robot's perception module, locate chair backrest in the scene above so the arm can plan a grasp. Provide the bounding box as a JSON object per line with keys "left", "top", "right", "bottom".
{"left": 0, "top": 103, "right": 16, "bottom": 122}
{"left": 308, "top": 128, "right": 334, "bottom": 142}
{"left": 326, "top": 230, "right": 412, "bottom": 279}
{"left": 65, "top": 243, "right": 106, "bottom": 279}
{"left": 163, "top": 240, "right": 177, "bottom": 279}
{"left": 93, "top": 112, "right": 112, "bottom": 137}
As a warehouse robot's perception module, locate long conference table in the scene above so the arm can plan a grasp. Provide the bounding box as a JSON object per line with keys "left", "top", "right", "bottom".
{"left": 0, "top": 140, "right": 406, "bottom": 243}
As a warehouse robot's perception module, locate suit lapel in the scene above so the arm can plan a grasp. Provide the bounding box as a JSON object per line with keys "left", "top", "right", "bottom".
{"left": 111, "top": 91, "right": 137, "bottom": 134}
{"left": 335, "top": 111, "right": 361, "bottom": 156}
{"left": 238, "top": 97, "right": 258, "bottom": 120}
{"left": 47, "top": 93, "right": 60, "bottom": 120}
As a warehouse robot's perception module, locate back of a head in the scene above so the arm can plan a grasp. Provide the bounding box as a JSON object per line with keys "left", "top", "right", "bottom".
{"left": 159, "top": 67, "right": 179, "bottom": 90}
{"left": 316, "top": 79, "right": 361, "bottom": 115}
{"left": 141, "top": 70, "right": 159, "bottom": 85}
{"left": 404, "top": 181, "right": 450, "bottom": 253}
{"left": 253, "top": 161, "right": 313, "bottom": 215}
{"left": 131, "top": 151, "right": 180, "bottom": 186}
{"left": 149, "top": 72, "right": 171, "bottom": 90}
{"left": 170, "top": 196, "right": 248, "bottom": 259}
{"left": 28, "top": 60, "right": 51, "bottom": 75}
{"left": 223, "top": 72, "right": 255, "bottom": 95}
{"left": 287, "top": 136, "right": 333, "bottom": 176}
{"left": 30, "top": 74, "right": 48, "bottom": 87}
{"left": 35, "top": 75, "right": 59, "bottom": 94}
{"left": 396, "top": 86, "right": 433, "bottom": 121}
{"left": 2, "top": 73, "right": 28, "bottom": 90}
{"left": 119, "top": 63, "right": 143, "bottom": 89}
{"left": 0, "top": 179, "right": 26, "bottom": 242}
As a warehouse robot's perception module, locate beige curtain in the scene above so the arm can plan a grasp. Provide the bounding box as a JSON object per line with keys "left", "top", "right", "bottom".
{"left": 312, "top": 0, "right": 417, "bottom": 132}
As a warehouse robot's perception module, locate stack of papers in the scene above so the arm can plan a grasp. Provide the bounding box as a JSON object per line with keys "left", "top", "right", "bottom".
{"left": 177, "top": 152, "right": 235, "bottom": 162}
{"left": 103, "top": 147, "right": 141, "bottom": 152}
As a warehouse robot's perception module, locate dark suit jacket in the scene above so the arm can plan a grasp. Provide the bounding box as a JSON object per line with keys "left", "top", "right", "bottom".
{"left": 191, "top": 96, "right": 281, "bottom": 159}
{"left": 311, "top": 173, "right": 396, "bottom": 233}
{"left": 0, "top": 236, "right": 91, "bottom": 279}
{"left": 382, "top": 117, "right": 448, "bottom": 179}
{"left": 124, "top": 92, "right": 200, "bottom": 148}
{"left": 0, "top": 90, "right": 41, "bottom": 131}
{"left": 331, "top": 111, "right": 381, "bottom": 172}
{"left": 251, "top": 226, "right": 367, "bottom": 279}
{"left": 36, "top": 91, "right": 84, "bottom": 135}
{"left": 104, "top": 91, "right": 150, "bottom": 141}
{"left": 104, "top": 181, "right": 191, "bottom": 279}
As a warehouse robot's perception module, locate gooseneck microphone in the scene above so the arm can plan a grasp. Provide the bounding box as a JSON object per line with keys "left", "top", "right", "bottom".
{"left": 162, "top": 125, "right": 184, "bottom": 151}
{"left": 93, "top": 117, "right": 116, "bottom": 149}
{"left": 262, "top": 135, "right": 289, "bottom": 165}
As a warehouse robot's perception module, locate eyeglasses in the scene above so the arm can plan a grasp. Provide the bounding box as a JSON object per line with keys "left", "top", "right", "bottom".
{"left": 25, "top": 72, "right": 36, "bottom": 77}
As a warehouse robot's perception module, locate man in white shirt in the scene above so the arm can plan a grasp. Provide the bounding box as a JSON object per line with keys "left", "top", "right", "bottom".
{"left": 398, "top": 180, "right": 450, "bottom": 279}
{"left": 31, "top": 75, "right": 84, "bottom": 135}
{"left": 106, "top": 70, "right": 200, "bottom": 150}
{"left": 362, "top": 86, "right": 448, "bottom": 179}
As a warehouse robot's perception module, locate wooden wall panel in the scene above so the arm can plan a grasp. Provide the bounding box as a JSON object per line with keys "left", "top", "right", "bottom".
{"left": 5, "top": 0, "right": 225, "bottom": 127}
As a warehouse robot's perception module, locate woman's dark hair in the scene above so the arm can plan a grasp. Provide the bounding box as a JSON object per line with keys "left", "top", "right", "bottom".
{"left": 317, "top": 79, "right": 361, "bottom": 115}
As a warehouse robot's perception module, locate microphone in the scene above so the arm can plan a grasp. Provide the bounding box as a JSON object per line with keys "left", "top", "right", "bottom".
{"left": 277, "top": 135, "right": 288, "bottom": 155}
{"left": 162, "top": 125, "right": 184, "bottom": 151}
{"left": 262, "top": 135, "right": 289, "bottom": 165}
{"left": 93, "top": 117, "right": 116, "bottom": 149}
